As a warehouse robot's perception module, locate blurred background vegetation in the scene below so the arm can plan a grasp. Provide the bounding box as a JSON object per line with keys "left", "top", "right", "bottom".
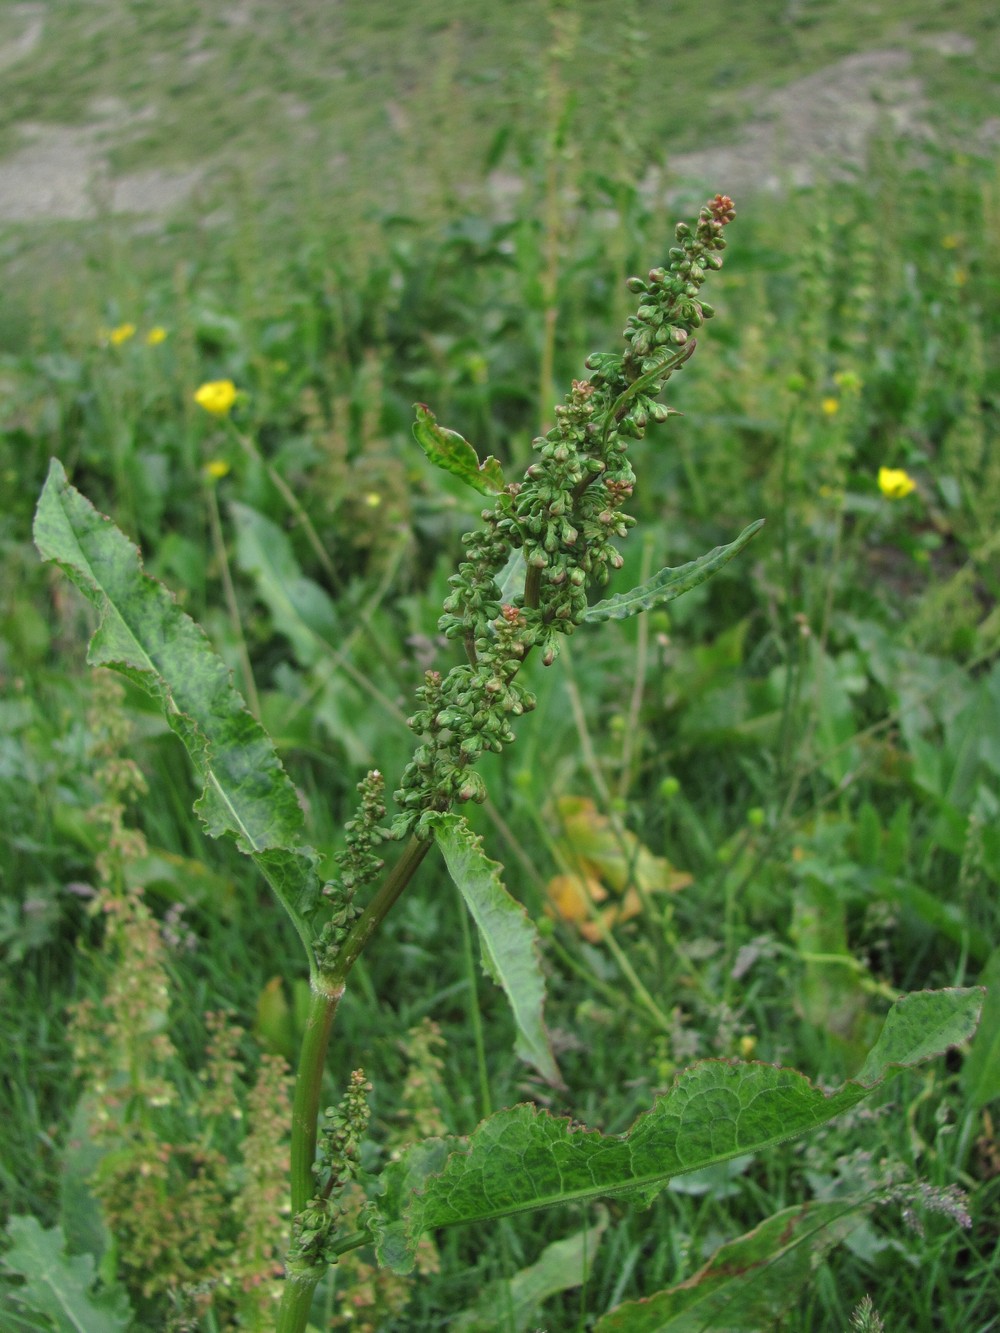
{"left": 1, "top": 1, "right": 998, "bottom": 1329}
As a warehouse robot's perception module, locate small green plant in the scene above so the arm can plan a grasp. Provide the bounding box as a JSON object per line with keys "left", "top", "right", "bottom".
{"left": 31, "top": 196, "right": 982, "bottom": 1333}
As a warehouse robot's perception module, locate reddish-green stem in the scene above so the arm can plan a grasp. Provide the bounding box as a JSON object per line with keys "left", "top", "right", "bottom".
{"left": 327, "top": 834, "right": 434, "bottom": 987}
{"left": 289, "top": 982, "right": 342, "bottom": 1218}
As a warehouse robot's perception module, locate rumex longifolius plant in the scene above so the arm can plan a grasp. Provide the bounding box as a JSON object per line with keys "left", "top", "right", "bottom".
{"left": 33, "top": 196, "right": 982, "bottom": 1333}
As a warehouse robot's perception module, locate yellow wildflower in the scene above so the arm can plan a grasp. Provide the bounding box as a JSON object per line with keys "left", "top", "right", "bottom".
{"left": 109, "top": 323, "right": 136, "bottom": 346}
{"left": 878, "top": 466, "right": 916, "bottom": 499}
{"left": 206, "top": 459, "right": 230, "bottom": 479}
{"left": 821, "top": 396, "right": 839, "bottom": 416}
{"left": 362, "top": 491, "right": 382, "bottom": 508}
{"left": 146, "top": 326, "right": 168, "bottom": 346}
{"left": 194, "top": 379, "right": 238, "bottom": 416}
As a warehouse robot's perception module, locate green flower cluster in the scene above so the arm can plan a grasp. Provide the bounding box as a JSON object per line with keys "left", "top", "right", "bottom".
{"left": 392, "top": 196, "right": 735, "bottom": 838}
{"left": 394, "top": 607, "right": 537, "bottom": 833}
{"left": 316, "top": 772, "right": 391, "bottom": 967}
{"left": 289, "top": 1069, "right": 372, "bottom": 1271}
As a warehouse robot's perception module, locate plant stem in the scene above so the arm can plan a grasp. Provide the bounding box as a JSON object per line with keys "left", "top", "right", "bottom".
{"left": 290, "top": 982, "right": 343, "bottom": 1217}
{"left": 276, "top": 1269, "right": 323, "bottom": 1333}
{"left": 277, "top": 835, "right": 434, "bottom": 1333}
{"left": 290, "top": 836, "right": 434, "bottom": 1203}
{"left": 277, "top": 981, "right": 342, "bottom": 1333}
{"left": 328, "top": 834, "right": 434, "bottom": 987}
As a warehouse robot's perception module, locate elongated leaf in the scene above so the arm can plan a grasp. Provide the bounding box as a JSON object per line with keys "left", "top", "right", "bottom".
{"left": 584, "top": 521, "right": 764, "bottom": 623}
{"left": 230, "top": 501, "right": 338, "bottom": 666}
{"left": 2, "top": 1216, "right": 132, "bottom": 1333}
{"left": 432, "top": 813, "right": 561, "bottom": 1087}
{"left": 593, "top": 1201, "right": 866, "bottom": 1332}
{"left": 33, "top": 460, "right": 320, "bottom": 944}
{"left": 413, "top": 403, "right": 505, "bottom": 496}
{"left": 453, "top": 1209, "right": 608, "bottom": 1331}
{"left": 372, "top": 987, "right": 981, "bottom": 1271}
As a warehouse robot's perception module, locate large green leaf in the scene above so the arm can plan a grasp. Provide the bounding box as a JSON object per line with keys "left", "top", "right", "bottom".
{"left": 432, "top": 813, "right": 561, "bottom": 1087}
{"left": 33, "top": 460, "right": 321, "bottom": 952}
{"left": 583, "top": 521, "right": 764, "bottom": 623}
{"left": 593, "top": 1201, "right": 866, "bottom": 1332}
{"left": 2, "top": 1216, "right": 132, "bottom": 1333}
{"left": 372, "top": 987, "right": 981, "bottom": 1271}
{"left": 412, "top": 403, "right": 506, "bottom": 496}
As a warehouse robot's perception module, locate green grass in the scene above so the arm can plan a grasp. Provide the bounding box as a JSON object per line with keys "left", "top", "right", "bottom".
{"left": 1, "top": 2, "right": 999, "bottom": 1330}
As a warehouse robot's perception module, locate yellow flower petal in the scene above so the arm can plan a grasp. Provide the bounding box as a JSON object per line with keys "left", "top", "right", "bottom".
{"left": 821, "top": 396, "right": 839, "bottom": 416}
{"left": 878, "top": 466, "right": 916, "bottom": 499}
{"left": 206, "top": 459, "right": 230, "bottom": 479}
{"left": 109, "top": 323, "right": 136, "bottom": 346}
{"left": 146, "top": 326, "right": 168, "bottom": 346}
{"left": 194, "top": 379, "right": 238, "bottom": 416}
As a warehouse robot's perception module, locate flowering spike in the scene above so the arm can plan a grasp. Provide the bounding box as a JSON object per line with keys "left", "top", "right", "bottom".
{"left": 391, "top": 198, "right": 741, "bottom": 835}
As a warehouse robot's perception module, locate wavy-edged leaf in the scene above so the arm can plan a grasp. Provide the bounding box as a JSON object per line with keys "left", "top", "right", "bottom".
{"left": 593, "top": 1201, "right": 867, "bottom": 1332}
{"left": 2, "top": 1215, "right": 132, "bottom": 1333}
{"left": 372, "top": 987, "right": 981, "bottom": 1271}
{"left": 33, "top": 460, "right": 321, "bottom": 947}
{"left": 432, "top": 813, "right": 561, "bottom": 1087}
{"left": 584, "top": 520, "right": 764, "bottom": 623}
{"left": 413, "top": 403, "right": 505, "bottom": 496}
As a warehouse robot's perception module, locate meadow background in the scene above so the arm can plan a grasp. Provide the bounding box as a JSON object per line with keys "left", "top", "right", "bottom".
{"left": 1, "top": 0, "right": 999, "bottom": 1328}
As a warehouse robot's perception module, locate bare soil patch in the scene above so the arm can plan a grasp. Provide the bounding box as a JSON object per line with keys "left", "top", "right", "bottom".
{"left": 0, "top": 20, "right": 985, "bottom": 224}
